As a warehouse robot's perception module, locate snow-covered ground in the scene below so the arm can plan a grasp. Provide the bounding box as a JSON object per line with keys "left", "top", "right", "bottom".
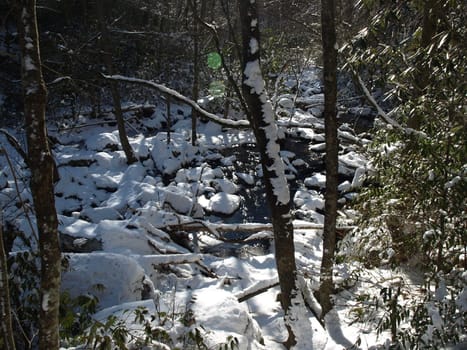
{"left": 0, "top": 68, "right": 407, "bottom": 349}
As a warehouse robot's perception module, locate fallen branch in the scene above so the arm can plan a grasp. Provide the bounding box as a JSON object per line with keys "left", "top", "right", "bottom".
{"left": 355, "top": 74, "right": 426, "bottom": 138}
{"left": 135, "top": 253, "right": 204, "bottom": 266}
{"left": 167, "top": 220, "right": 355, "bottom": 236}
{"left": 103, "top": 74, "right": 251, "bottom": 129}
{"left": 135, "top": 252, "right": 216, "bottom": 278}
{"left": 236, "top": 277, "right": 280, "bottom": 303}
{"left": 51, "top": 116, "right": 141, "bottom": 132}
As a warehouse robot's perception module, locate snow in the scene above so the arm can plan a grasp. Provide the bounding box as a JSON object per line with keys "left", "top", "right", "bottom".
{"left": 42, "top": 292, "right": 50, "bottom": 311}
{"left": 198, "top": 192, "right": 240, "bottom": 215}
{"left": 236, "top": 171, "right": 255, "bottom": 185}
{"left": 243, "top": 59, "right": 290, "bottom": 205}
{"left": 294, "top": 189, "right": 324, "bottom": 211}
{"left": 61, "top": 253, "right": 153, "bottom": 309}
{"left": 304, "top": 173, "right": 326, "bottom": 188}
{"left": 250, "top": 38, "right": 259, "bottom": 54}
{"left": 2, "top": 63, "right": 455, "bottom": 350}
{"left": 192, "top": 285, "right": 264, "bottom": 348}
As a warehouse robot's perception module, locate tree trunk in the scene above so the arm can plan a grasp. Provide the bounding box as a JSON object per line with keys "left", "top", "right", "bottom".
{"left": 238, "top": 1, "right": 298, "bottom": 347}
{"left": 408, "top": 0, "right": 442, "bottom": 130}
{"left": 191, "top": 0, "right": 202, "bottom": 145}
{"left": 319, "top": 0, "right": 339, "bottom": 319}
{"left": 96, "top": 1, "right": 137, "bottom": 164}
{"left": 17, "top": 2, "right": 61, "bottom": 349}
{"left": 190, "top": 0, "right": 207, "bottom": 146}
{"left": 0, "top": 215, "right": 16, "bottom": 350}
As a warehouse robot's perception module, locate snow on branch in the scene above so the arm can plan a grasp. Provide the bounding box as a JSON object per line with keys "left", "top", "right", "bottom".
{"left": 356, "top": 74, "right": 426, "bottom": 138}
{"left": 102, "top": 74, "right": 250, "bottom": 129}
{"left": 166, "top": 220, "right": 355, "bottom": 237}
{"left": 135, "top": 253, "right": 203, "bottom": 265}
{"left": 236, "top": 277, "right": 279, "bottom": 302}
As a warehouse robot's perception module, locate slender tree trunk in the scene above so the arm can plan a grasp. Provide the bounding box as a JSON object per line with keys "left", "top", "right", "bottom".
{"left": 17, "top": 2, "right": 61, "bottom": 349}
{"left": 96, "top": 1, "right": 137, "bottom": 164}
{"left": 165, "top": 94, "right": 171, "bottom": 144}
{"left": 238, "top": 1, "right": 298, "bottom": 347}
{"left": 191, "top": 0, "right": 206, "bottom": 145}
{"left": 408, "top": 0, "right": 442, "bottom": 130}
{"left": 319, "top": 0, "right": 339, "bottom": 319}
{"left": 0, "top": 214, "right": 16, "bottom": 350}
{"left": 192, "top": 14, "right": 199, "bottom": 145}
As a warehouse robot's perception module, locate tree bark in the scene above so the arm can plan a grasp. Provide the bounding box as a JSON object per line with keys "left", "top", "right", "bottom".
{"left": 17, "top": 2, "right": 61, "bottom": 349}
{"left": 238, "top": 1, "right": 298, "bottom": 347}
{"left": 0, "top": 215, "right": 16, "bottom": 350}
{"left": 319, "top": 0, "right": 339, "bottom": 319}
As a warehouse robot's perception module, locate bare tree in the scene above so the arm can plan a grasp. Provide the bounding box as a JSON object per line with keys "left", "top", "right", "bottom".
{"left": 319, "top": 0, "right": 339, "bottom": 319}
{"left": 16, "top": 1, "right": 61, "bottom": 348}
{"left": 237, "top": 0, "right": 299, "bottom": 347}
{"left": 190, "top": 0, "right": 207, "bottom": 145}
{"left": 96, "top": 0, "right": 137, "bottom": 164}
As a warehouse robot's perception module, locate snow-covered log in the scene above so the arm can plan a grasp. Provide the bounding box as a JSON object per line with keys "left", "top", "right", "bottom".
{"left": 135, "top": 253, "right": 203, "bottom": 266}
{"left": 166, "top": 220, "right": 355, "bottom": 236}
{"left": 236, "top": 277, "right": 279, "bottom": 303}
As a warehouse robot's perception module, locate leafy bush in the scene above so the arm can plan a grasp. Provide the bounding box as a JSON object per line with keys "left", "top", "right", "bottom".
{"left": 341, "top": 0, "right": 466, "bottom": 347}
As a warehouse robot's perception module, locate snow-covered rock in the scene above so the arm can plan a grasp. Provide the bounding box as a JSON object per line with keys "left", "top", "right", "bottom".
{"left": 198, "top": 192, "right": 240, "bottom": 215}
{"left": 304, "top": 173, "right": 326, "bottom": 188}
{"left": 236, "top": 172, "right": 255, "bottom": 185}
{"left": 159, "top": 185, "right": 203, "bottom": 216}
{"left": 62, "top": 253, "right": 153, "bottom": 309}
{"left": 86, "top": 131, "right": 120, "bottom": 151}
{"left": 294, "top": 189, "right": 325, "bottom": 211}
{"left": 150, "top": 132, "right": 198, "bottom": 175}
{"left": 89, "top": 173, "right": 120, "bottom": 190}
{"left": 94, "top": 151, "right": 127, "bottom": 169}
{"left": 212, "top": 178, "right": 239, "bottom": 194}
{"left": 192, "top": 285, "right": 264, "bottom": 349}
{"left": 351, "top": 166, "right": 366, "bottom": 188}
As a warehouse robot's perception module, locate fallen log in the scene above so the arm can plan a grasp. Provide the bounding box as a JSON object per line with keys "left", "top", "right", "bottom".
{"left": 166, "top": 220, "right": 355, "bottom": 235}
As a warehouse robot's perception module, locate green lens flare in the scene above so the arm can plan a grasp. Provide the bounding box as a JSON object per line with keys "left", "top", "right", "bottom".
{"left": 208, "top": 81, "right": 225, "bottom": 97}
{"left": 207, "top": 52, "right": 222, "bottom": 70}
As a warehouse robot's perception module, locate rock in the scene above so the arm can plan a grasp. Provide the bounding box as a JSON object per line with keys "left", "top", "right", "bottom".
{"left": 61, "top": 253, "right": 154, "bottom": 309}
{"left": 60, "top": 233, "right": 103, "bottom": 253}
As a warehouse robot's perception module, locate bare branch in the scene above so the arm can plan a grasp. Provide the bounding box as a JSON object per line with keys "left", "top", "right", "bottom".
{"left": 355, "top": 73, "right": 427, "bottom": 138}
{"left": 188, "top": 0, "right": 250, "bottom": 117}
{"left": 0, "top": 129, "right": 28, "bottom": 165}
{"left": 103, "top": 74, "right": 251, "bottom": 129}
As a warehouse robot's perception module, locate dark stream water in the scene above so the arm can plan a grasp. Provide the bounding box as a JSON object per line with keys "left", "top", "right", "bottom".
{"left": 202, "top": 137, "right": 330, "bottom": 257}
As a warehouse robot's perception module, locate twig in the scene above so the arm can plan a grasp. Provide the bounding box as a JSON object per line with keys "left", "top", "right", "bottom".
{"left": 0, "top": 129, "right": 28, "bottom": 165}
{"left": 0, "top": 147, "right": 38, "bottom": 246}
{"left": 188, "top": 0, "right": 250, "bottom": 118}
